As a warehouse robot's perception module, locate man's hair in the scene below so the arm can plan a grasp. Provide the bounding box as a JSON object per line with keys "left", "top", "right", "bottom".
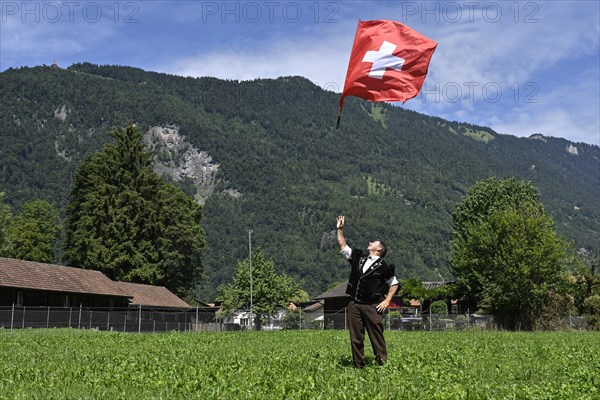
{"left": 377, "top": 241, "right": 388, "bottom": 257}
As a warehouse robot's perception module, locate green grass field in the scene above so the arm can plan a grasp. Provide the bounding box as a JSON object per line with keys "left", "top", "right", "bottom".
{"left": 1, "top": 329, "right": 599, "bottom": 400}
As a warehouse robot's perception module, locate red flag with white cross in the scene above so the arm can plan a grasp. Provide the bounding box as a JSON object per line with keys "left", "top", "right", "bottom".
{"left": 338, "top": 20, "right": 437, "bottom": 127}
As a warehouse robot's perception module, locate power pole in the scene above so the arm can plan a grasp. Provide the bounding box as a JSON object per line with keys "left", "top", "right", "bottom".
{"left": 435, "top": 268, "right": 445, "bottom": 282}
{"left": 248, "top": 230, "right": 253, "bottom": 330}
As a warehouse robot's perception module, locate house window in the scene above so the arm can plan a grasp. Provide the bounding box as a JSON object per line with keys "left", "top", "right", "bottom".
{"left": 16, "top": 291, "right": 24, "bottom": 306}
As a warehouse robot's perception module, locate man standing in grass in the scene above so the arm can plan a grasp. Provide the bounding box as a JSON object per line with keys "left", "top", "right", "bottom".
{"left": 336, "top": 215, "right": 398, "bottom": 368}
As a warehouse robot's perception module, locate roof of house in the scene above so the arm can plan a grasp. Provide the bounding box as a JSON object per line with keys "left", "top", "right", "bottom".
{"left": 314, "top": 283, "right": 348, "bottom": 300}
{"left": 303, "top": 300, "right": 324, "bottom": 312}
{"left": 113, "top": 281, "right": 191, "bottom": 309}
{"left": 0, "top": 257, "right": 130, "bottom": 298}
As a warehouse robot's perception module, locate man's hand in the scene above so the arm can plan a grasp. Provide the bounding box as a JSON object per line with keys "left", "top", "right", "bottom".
{"left": 376, "top": 299, "right": 390, "bottom": 313}
{"left": 336, "top": 215, "right": 347, "bottom": 249}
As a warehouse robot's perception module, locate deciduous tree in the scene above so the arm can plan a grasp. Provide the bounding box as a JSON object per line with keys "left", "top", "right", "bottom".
{"left": 218, "top": 248, "right": 298, "bottom": 330}
{"left": 5, "top": 199, "right": 61, "bottom": 263}
{"left": 451, "top": 178, "right": 573, "bottom": 330}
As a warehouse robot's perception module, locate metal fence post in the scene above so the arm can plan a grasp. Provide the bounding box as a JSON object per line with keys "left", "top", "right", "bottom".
{"left": 195, "top": 307, "right": 199, "bottom": 332}
{"left": 138, "top": 305, "right": 142, "bottom": 333}
{"left": 22, "top": 306, "right": 25, "bottom": 329}
{"left": 46, "top": 306, "right": 50, "bottom": 328}
{"left": 429, "top": 308, "right": 432, "bottom": 331}
{"left": 78, "top": 304, "right": 82, "bottom": 329}
{"left": 69, "top": 307, "right": 72, "bottom": 328}
{"left": 107, "top": 311, "right": 110, "bottom": 331}
{"left": 10, "top": 303, "right": 14, "bottom": 332}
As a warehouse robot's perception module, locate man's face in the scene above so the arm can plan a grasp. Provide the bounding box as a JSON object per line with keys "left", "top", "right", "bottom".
{"left": 368, "top": 241, "right": 382, "bottom": 254}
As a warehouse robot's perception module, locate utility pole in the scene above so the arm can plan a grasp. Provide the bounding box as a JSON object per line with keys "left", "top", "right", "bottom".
{"left": 248, "top": 229, "right": 253, "bottom": 330}
{"left": 435, "top": 268, "right": 445, "bottom": 282}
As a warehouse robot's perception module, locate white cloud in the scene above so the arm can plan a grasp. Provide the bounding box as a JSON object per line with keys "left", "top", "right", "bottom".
{"left": 157, "top": 23, "right": 356, "bottom": 90}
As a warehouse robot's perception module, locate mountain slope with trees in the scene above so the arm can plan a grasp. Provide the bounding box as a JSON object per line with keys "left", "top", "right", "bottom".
{"left": 0, "top": 63, "right": 598, "bottom": 298}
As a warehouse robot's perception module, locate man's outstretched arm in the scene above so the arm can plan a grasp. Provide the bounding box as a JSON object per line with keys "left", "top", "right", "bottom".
{"left": 336, "top": 215, "right": 347, "bottom": 250}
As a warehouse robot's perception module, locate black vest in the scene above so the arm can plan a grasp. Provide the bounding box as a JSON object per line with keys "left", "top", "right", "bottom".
{"left": 345, "top": 248, "right": 395, "bottom": 304}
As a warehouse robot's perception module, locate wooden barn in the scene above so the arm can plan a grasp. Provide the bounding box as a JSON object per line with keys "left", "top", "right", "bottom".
{"left": 0, "top": 257, "right": 131, "bottom": 308}
{"left": 0, "top": 258, "right": 200, "bottom": 331}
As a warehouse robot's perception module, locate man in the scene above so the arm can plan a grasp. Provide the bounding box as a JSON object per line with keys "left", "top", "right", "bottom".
{"left": 336, "top": 215, "right": 398, "bottom": 368}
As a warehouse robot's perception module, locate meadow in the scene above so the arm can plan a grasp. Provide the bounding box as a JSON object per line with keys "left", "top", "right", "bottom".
{"left": 0, "top": 329, "right": 598, "bottom": 400}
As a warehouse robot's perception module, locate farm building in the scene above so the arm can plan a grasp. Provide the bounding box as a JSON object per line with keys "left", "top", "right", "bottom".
{"left": 113, "top": 281, "right": 191, "bottom": 310}
{"left": 0, "top": 257, "right": 202, "bottom": 331}
{"left": 0, "top": 257, "right": 131, "bottom": 308}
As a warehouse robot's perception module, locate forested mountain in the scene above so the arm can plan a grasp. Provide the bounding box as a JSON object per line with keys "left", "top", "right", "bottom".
{"left": 1, "top": 63, "right": 598, "bottom": 299}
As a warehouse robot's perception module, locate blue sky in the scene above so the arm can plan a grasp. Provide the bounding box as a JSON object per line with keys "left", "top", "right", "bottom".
{"left": 1, "top": 1, "right": 599, "bottom": 145}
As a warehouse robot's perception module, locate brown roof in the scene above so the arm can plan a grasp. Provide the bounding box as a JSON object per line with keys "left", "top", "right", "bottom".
{"left": 113, "top": 281, "right": 191, "bottom": 309}
{"left": 0, "top": 257, "right": 129, "bottom": 298}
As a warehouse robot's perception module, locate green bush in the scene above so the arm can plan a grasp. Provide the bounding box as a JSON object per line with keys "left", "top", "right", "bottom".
{"left": 431, "top": 300, "right": 448, "bottom": 316}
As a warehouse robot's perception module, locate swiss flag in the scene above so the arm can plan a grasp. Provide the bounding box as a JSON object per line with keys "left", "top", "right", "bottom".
{"left": 338, "top": 20, "right": 437, "bottom": 124}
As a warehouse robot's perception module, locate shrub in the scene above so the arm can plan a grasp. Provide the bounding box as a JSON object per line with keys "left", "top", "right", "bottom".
{"left": 430, "top": 300, "right": 448, "bottom": 316}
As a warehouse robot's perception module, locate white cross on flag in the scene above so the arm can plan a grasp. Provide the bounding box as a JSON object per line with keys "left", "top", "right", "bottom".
{"left": 338, "top": 20, "right": 437, "bottom": 126}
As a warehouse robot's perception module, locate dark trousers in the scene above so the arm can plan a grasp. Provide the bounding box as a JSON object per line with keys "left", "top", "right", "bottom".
{"left": 347, "top": 301, "right": 387, "bottom": 368}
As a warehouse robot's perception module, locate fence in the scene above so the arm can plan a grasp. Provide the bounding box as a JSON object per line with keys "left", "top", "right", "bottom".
{"left": 0, "top": 305, "right": 226, "bottom": 333}
{"left": 320, "top": 309, "right": 588, "bottom": 332}
{"left": 0, "top": 305, "right": 589, "bottom": 333}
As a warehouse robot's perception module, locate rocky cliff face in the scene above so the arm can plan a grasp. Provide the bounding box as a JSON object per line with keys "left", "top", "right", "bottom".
{"left": 144, "top": 125, "right": 240, "bottom": 204}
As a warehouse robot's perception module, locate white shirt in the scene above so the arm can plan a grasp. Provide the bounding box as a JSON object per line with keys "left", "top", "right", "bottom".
{"left": 341, "top": 245, "right": 399, "bottom": 287}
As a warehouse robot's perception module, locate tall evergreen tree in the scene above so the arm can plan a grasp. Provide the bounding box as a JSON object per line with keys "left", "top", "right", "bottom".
{"left": 5, "top": 199, "right": 61, "bottom": 263}
{"left": 63, "top": 124, "right": 205, "bottom": 296}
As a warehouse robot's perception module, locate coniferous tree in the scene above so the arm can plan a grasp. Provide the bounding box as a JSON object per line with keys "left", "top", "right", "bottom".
{"left": 63, "top": 124, "right": 205, "bottom": 296}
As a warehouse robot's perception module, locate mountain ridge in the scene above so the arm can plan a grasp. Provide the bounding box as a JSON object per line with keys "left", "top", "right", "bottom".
{"left": 0, "top": 63, "right": 598, "bottom": 298}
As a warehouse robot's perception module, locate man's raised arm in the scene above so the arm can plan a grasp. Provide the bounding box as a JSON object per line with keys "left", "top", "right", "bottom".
{"left": 336, "top": 215, "right": 347, "bottom": 250}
